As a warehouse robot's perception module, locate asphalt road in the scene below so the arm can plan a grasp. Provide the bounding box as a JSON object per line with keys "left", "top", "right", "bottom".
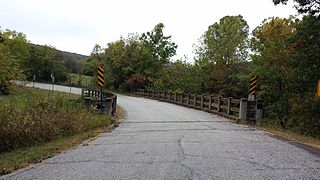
{"left": 3, "top": 83, "right": 320, "bottom": 179}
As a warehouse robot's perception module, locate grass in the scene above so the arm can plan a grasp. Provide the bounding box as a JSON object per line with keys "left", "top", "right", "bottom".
{"left": 0, "top": 131, "right": 97, "bottom": 175}
{"left": 0, "top": 87, "right": 124, "bottom": 175}
{"left": 67, "top": 73, "right": 94, "bottom": 87}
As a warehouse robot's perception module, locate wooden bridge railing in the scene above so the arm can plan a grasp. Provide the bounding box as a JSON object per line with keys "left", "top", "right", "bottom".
{"left": 134, "top": 89, "right": 260, "bottom": 122}
{"left": 81, "top": 89, "right": 117, "bottom": 116}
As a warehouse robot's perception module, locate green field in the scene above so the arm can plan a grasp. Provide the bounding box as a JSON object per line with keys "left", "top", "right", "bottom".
{"left": 68, "top": 73, "right": 95, "bottom": 87}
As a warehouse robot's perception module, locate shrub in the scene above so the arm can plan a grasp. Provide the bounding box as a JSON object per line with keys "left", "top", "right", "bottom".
{"left": 0, "top": 88, "right": 111, "bottom": 152}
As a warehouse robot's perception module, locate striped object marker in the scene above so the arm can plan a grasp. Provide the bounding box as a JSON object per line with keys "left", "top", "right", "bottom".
{"left": 317, "top": 80, "right": 320, "bottom": 97}
{"left": 249, "top": 75, "right": 257, "bottom": 95}
{"left": 98, "top": 65, "right": 104, "bottom": 87}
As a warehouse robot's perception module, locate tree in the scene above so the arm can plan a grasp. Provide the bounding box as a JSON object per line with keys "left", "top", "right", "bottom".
{"left": 89, "top": 24, "right": 178, "bottom": 91}
{"left": 23, "top": 45, "right": 68, "bottom": 82}
{"left": 0, "top": 29, "right": 27, "bottom": 94}
{"left": 0, "top": 44, "right": 24, "bottom": 94}
{"left": 153, "top": 59, "right": 203, "bottom": 93}
{"left": 251, "top": 17, "right": 296, "bottom": 121}
{"left": 0, "top": 29, "right": 29, "bottom": 62}
{"left": 287, "top": 15, "right": 320, "bottom": 96}
{"left": 194, "top": 15, "right": 250, "bottom": 96}
{"left": 140, "top": 23, "right": 177, "bottom": 70}
{"left": 273, "top": 0, "right": 320, "bottom": 16}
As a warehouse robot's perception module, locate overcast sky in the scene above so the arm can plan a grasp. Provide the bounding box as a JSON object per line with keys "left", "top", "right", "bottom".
{"left": 1, "top": 0, "right": 297, "bottom": 61}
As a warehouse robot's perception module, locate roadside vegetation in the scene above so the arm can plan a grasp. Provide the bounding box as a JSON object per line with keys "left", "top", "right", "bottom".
{"left": 0, "top": 87, "right": 117, "bottom": 175}
{"left": 65, "top": 73, "right": 94, "bottom": 88}
{"left": 0, "top": 0, "right": 319, "bottom": 156}
{"left": 79, "top": 1, "right": 320, "bottom": 138}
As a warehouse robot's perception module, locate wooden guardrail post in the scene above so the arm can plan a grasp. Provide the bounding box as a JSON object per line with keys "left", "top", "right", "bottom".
{"left": 187, "top": 94, "right": 190, "bottom": 105}
{"left": 112, "top": 96, "right": 117, "bottom": 116}
{"left": 217, "top": 97, "right": 221, "bottom": 112}
{"left": 208, "top": 96, "right": 212, "bottom": 110}
{"left": 227, "top": 97, "right": 232, "bottom": 115}
{"left": 255, "top": 100, "right": 263, "bottom": 125}
{"left": 132, "top": 89, "right": 255, "bottom": 121}
{"left": 105, "top": 98, "right": 113, "bottom": 115}
{"left": 239, "top": 98, "right": 247, "bottom": 122}
{"left": 201, "top": 95, "right": 204, "bottom": 108}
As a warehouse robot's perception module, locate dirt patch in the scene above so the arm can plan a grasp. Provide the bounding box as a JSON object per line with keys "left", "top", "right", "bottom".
{"left": 252, "top": 126, "right": 320, "bottom": 150}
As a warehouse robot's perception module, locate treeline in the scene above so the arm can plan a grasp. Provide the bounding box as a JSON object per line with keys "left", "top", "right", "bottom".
{"left": 84, "top": 0, "right": 319, "bottom": 138}
{"left": 0, "top": 30, "right": 87, "bottom": 93}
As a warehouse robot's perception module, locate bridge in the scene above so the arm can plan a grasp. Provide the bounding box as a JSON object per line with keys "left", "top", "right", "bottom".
{"left": 3, "top": 82, "right": 320, "bottom": 179}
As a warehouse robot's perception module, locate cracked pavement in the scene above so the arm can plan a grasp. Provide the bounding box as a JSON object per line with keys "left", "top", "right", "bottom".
{"left": 3, "top": 90, "right": 320, "bottom": 179}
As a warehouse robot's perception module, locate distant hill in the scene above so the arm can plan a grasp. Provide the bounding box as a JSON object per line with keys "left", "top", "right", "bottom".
{"left": 29, "top": 43, "right": 89, "bottom": 73}
{"left": 29, "top": 43, "right": 88, "bottom": 61}
{"left": 57, "top": 49, "right": 88, "bottom": 62}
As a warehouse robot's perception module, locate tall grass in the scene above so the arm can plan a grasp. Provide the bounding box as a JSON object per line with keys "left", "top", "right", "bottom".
{"left": 0, "top": 87, "right": 111, "bottom": 152}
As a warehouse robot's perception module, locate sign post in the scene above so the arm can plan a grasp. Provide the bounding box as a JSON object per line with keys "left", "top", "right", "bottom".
{"left": 98, "top": 65, "right": 105, "bottom": 113}
{"left": 33, "top": 74, "right": 36, "bottom": 88}
{"left": 248, "top": 75, "right": 257, "bottom": 101}
{"left": 50, "top": 74, "right": 55, "bottom": 92}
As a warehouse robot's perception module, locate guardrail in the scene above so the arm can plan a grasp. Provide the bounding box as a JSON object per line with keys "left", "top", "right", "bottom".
{"left": 133, "top": 89, "right": 255, "bottom": 122}
{"left": 81, "top": 89, "right": 117, "bottom": 116}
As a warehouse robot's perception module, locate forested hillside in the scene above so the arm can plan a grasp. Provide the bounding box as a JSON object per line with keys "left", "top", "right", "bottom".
{"left": 0, "top": 30, "right": 88, "bottom": 92}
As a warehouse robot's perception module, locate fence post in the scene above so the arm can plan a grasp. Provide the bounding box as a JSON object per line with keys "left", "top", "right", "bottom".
{"left": 174, "top": 93, "right": 177, "bottom": 102}
{"left": 255, "top": 100, "right": 263, "bottom": 125}
{"left": 181, "top": 94, "right": 183, "bottom": 103}
{"left": 239, "top": 98, "right": 247, "bottom": 123}
{"left": 209, "top": 96, "right": 212, "bottom": 110}
{"left": 169, "top": 92, "right": 172, "bottom": 101}
{"left": 194, "top": 95, "right": 196, "bottom": 106}
{"left": 201, "top": 95, "right": 204, "bottom": 108}
{"left": 112, "top": 96, "right": 117, "bottom": 116}
{"left": 217, "top": 97, "right": 221, "bottom": 112}
{"left": 105, "top": 98, "right": 113, "bottom": 115}
{"left": 227, "top": 97, "right": 232, "bottom": 115}
{"left": 152, "top": 90, "right": 155, "bottom": 98}
{"left": 187, "top": 94, "right": 190, "bottom": 105}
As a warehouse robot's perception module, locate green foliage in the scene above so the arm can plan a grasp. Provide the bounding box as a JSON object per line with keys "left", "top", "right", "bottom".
{"left": 251, "top": 17, "right": 296, "bottom": 119}
{"left": 67, "top": 73, "right": 94, "bottom": 87}
{"left": 194, "top": 15, "right": 250, "bottom": 96}
{"left": 0, "top": 29, "right": 29, "bottom": 62}
{"left": 0, "top": 30, "right": 28, "bottom": 93}
{"left": 23, "top": 45, "right": 68, "bottom": 82}
{"left": 153, "top": 59, "right": 203, "bottom": 93}
{"left": 251, "top": 15, "right": 320, "bottom": 138}
{"left": 0, "top": 41, "right": 25, "bottom": 94}
{"left": 288, "top": 15, "right": 320, "bottom": 96}
{"left": 84, "top": 24, "right": 177, "bottom": 91}
{"left": 0, "top": 28, "right": 78, "bottom": 86}
{"left": 140, "top": 23, "right": 178, "bottom": 66}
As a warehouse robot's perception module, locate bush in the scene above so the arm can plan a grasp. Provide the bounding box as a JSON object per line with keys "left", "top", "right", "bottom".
{"left": 0, "top": 88, "right": 111, "bottom": 152}
{"left": 287, "top": 95, "right": 320, "bottom": 139}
